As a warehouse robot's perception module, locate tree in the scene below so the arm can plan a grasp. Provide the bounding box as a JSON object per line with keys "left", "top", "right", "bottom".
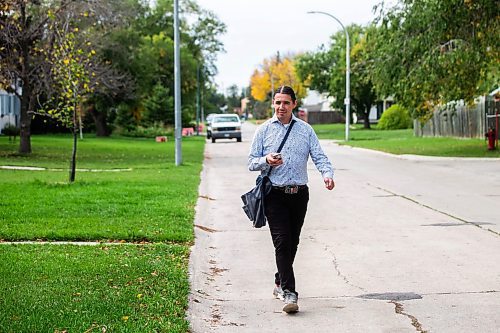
{"left": 43, "top": 28, "right": 94, "bottom": 182}
{"left": 295, "top": 24, "right": 377, "bottom": 128}
{"left": 0, "top": 0, "right": 72, "bottom": 153}
{"left": 0, "top": 0, "right": 134, "bottom": 153}
{"left": 98, "top": 0, "right": 226, "bottom": 133}
{"left": 250, "top": 54, "right": 307, "bottom": 104}
{"left": 202, "top": 84, "right": 225, "bottom": 115}
{"left": 369, "top": 0, "right": 499, "bottom": 122}
{"left": 40, "top": 2, "right": 130, "bottom": 181}
{"left": 1, "top": 0, "right": 226, "bottom": 147}
{"left": 226, "top": 84, "right": 241, "bottom": 112}
{"left": 74, "top": 0, "right": 139, "bottom": 137}
{"left": 143, "top": 82, "right": 174, "bottom": 125}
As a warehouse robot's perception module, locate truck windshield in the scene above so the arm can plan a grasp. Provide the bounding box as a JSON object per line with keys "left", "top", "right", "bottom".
{"left": 214, "top": 116, "right": 239, "bottom": 123}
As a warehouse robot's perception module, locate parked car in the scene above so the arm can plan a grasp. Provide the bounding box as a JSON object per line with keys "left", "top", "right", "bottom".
{"left": 208, "top": 114, "right": 242, "bottom": 143}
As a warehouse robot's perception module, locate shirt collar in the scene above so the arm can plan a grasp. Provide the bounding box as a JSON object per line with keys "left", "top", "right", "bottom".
{"left": 271, "top": 113, "right": 299, "bottom": 125}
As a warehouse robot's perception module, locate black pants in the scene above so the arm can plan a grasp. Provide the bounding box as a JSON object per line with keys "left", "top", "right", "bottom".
{"left": 264, "top": 186, "right": 309, "bottom": 294}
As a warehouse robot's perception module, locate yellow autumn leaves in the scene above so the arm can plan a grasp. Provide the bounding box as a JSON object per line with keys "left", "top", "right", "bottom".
{"left": 250, "top": 55, "right": 307, "bottom": 102}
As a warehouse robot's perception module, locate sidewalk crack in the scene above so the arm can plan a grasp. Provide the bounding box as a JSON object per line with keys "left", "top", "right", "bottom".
{"left": 390, "top": 300, "right": 428, "bottom": 333}
{"left": 368, "top": 183, "right": 500, "bottom": 238}
{"left": 324, "top": 245, "right": 367, "bottom": 292}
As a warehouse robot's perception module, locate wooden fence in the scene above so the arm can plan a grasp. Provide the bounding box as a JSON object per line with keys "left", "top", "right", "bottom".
{"left": 306, "top": 111, "right": 345, "bottom": 125}
{"left": 414, "top": 99, "right": 499, "bottom": 138}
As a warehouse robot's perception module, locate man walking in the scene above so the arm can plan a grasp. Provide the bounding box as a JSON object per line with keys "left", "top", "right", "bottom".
{"left": 248, "top": 85, "right": 335, "bottom": 313}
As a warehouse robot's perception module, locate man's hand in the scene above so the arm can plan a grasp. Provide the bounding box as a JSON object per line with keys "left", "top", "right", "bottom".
{"left": 324, "top": 177, "right": 335, "bottom": 190}
{"left": 266, "top": 152, "right": 283, "bottom": 167}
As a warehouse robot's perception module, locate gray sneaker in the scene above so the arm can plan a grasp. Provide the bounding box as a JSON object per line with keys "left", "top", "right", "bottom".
{"left": 282, "top": 290, "right": 299, "bottom": 313}
{"left": 273, "top": 285, "right": 284, "bottom": 300}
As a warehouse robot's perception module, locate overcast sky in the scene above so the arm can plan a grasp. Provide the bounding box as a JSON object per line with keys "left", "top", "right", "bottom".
{"left": 195, "top": 0, "right": 386, "bottom": 93}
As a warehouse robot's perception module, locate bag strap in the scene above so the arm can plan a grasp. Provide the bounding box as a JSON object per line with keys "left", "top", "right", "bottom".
{"left": 266, "top": 119, "right": 296, "bottom": 176}
{"left": 276, "top": 120, "right": 296, "bottom": 153}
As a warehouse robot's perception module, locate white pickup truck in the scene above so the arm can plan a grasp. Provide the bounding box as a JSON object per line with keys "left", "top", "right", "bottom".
{"left": 207, "top": 114, "right": 242, "bottom": 143}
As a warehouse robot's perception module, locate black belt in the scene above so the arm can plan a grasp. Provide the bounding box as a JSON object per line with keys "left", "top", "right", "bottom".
{"left": 272, "top": 184, "right": 307, "bottom": 194}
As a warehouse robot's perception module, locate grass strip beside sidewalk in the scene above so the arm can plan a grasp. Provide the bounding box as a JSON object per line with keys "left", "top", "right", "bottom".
{"left": 0, "top": 134, "right": 206, "bottom": 332}
{"left": 0, "top": 244, "right": 190, "bottom": 332}
{"left": 0, "top": 168, "right": 199, "bottom": 242}
{"left": 312, "top": 124, "right": 500, "bottom": 157}
{"left": 0, "top": 135, "right": 205, "bottom": 241}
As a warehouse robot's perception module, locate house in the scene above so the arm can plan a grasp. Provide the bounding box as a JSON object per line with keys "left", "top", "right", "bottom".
{"left": 0, "top": 89, "right": 21, "bottom": 134}
{"left": 368, "top": 97, "right": 395, "bottom": 123}
{"left": 301, "top": 89, "right": 395, "bottom": 124}
{"left": 300, "top": 90, "right": 336, "bottom": 112}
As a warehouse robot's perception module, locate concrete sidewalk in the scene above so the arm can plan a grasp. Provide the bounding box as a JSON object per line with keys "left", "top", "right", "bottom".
{"left": 188, "top": 122, "right": 500, "bottom": 332}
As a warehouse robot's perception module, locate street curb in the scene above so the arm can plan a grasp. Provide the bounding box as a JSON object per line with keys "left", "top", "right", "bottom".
{"left": 0, "top": 241, "right": 155, "bottom": 246}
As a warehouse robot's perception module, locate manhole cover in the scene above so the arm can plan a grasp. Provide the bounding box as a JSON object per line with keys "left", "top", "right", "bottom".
{"left": 357, "top": 292, "right": 422, "bottom": 301}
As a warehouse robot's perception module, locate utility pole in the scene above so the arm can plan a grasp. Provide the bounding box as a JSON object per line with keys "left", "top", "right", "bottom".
{"left": 196, "top": 63, "right": 200, "bottom": 136}
{"left": 174, "top": 0, "right": 182, "bottom": 165}
{"left": 270, "top": 51, "right": 280, "bottom": 100}
{"left": 271, "top": 74, "right": 274, "bottom": 100}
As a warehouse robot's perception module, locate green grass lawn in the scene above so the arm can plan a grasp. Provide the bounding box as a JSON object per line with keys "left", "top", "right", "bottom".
{"left": 0, "top": 135, "right": 189, "bottom": 169}
{"left": 0, "top": 135, "right": 205, "bottom": 241}
{"left": 0, "top": 134, "right": 205, "bottom": 332}
{"left": 312, "top": 123, "right": 500, "bottom": 157}
{"left": 0, "top": 244, "right": 189, "bottom": 332}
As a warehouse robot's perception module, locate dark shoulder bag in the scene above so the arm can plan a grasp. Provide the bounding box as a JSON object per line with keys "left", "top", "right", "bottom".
{"left": 241, "top": 120, "right": 296, "bottom": 228}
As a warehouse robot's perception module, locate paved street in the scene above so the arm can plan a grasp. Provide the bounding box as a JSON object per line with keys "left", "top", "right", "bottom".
{"left": 188, "top": 121, "right": 500, "bottom": 332}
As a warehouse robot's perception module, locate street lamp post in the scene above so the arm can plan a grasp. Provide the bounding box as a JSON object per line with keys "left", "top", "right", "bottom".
{"left": 196, "top": 63, "right": 200, "bottom": 136}
{"left": 307, "top": 11, "right": 350, "bottom": 141}
{"left": 174, "top": 0, "right": 182, "bottom": 165}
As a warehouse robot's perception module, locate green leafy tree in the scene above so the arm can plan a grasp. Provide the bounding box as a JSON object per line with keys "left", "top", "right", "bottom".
{"left": 202, "top": 85, "right": 225, "bottom": 116}
{"left": 369, "top": 0, "right": 499, "bottom": 122}
{"left": 226, "top": 84, "right": 241, "bottom": 112}
{"left": 143, "top": 82, "right": 174, "bottom": 125}
{"left": 97, "top": 0, "right": 226, "bottom": 134}
{"left": 0, "top": 0, "right": 226, "bottom": 147}
{"left": 74, "top": 0, "right": 140, "bottom": 136}
{"left": 295, "top": 24, "right": 377, "bottom": 128}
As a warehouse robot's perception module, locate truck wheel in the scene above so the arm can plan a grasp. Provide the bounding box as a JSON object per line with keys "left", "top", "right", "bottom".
{"left": 237, "top": 138, "right": 242, "bottom": 142}
{"left": 212, "top": 138, "right": 216, "bottom": 143}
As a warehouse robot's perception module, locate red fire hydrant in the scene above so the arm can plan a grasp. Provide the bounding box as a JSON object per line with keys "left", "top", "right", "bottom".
{"left": 485, "top": 127, "right": 497, "bottom": 150}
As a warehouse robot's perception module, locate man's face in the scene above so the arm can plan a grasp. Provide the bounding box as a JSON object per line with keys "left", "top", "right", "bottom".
{"left": 273, "top": 93, "right": 296, "bottom": 123}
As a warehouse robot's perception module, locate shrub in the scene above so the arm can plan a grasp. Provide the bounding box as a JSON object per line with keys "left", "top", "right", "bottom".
{"left": 377, "top": 104, "right": 413, "bottom": 130}
{"left": 116, "top": 122, "right": 172, "bottom": 138}
{"left": 1, "top": 123, "right": 20, "bottom": 141}
{"left": 143, "top": 83, "right": 174, "bottom": 125}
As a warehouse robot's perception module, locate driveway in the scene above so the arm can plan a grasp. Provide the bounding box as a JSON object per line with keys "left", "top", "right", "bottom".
{"left": 188, "top": 121, "right": 500, "bottom": 332}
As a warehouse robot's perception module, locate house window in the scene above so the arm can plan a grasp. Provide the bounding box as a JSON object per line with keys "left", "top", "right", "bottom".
{"left": 0, "top": 94, "right": 8, "bottom": 116}
{"left": 0, "top": 94, "right": 21, "bottom": 117}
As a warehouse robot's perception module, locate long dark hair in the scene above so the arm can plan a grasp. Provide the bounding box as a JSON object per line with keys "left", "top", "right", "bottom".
{"left": 274, "top": 85, "right": 296, "bottom": 102}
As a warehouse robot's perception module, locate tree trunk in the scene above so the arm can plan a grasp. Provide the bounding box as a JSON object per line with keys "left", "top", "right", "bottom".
{"left": 363, "top": 112, "right": 371, "bottom": 129}
{"left": 362, "top": 106, "right": 371, "bottom": 129}
{"left": 69, "top": 108, "right": 78, "bottom": 183}
{"left": 88, "top": 104, "right": 110, "bottom": 137}
{"left": 19, "top": 90, "right": 32, "bottom": 154}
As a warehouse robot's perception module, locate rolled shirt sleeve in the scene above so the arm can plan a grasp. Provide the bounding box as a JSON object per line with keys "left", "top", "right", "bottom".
{"left": 309, "top": 131, "right": 334, "bottom": 179}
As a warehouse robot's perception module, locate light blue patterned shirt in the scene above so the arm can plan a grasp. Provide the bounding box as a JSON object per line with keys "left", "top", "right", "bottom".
{"left": 248, "top": 114, "right": 334, "bottom": 186}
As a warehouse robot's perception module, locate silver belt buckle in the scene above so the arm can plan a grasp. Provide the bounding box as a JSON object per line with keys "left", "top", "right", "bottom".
{"left": 285, "top": 185, "right": 298, "bottom": 194}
